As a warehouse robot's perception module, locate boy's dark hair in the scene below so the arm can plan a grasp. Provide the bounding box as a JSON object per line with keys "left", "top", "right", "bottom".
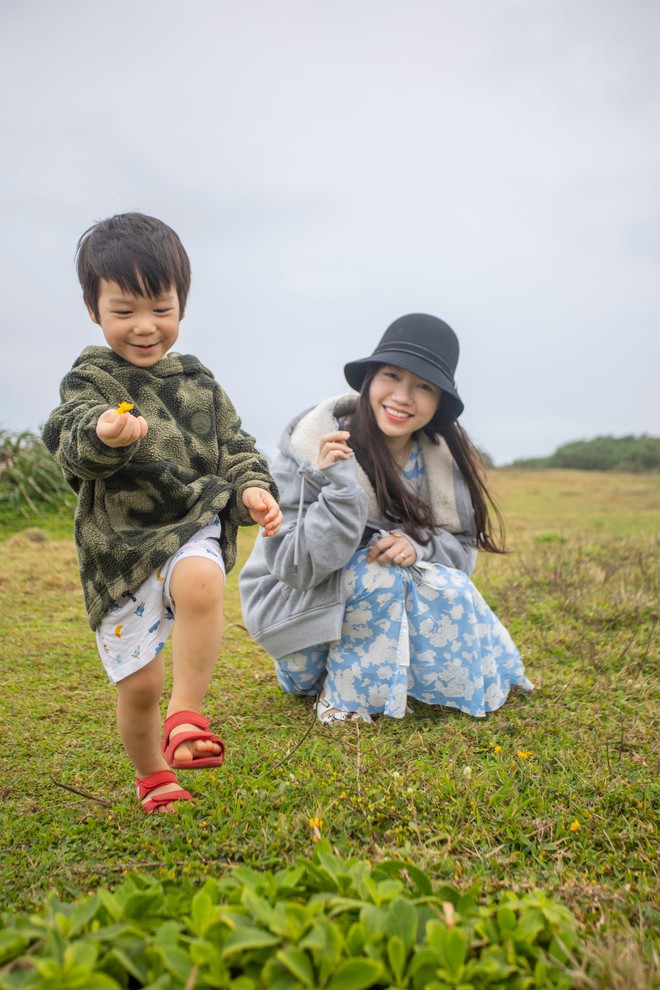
{"left": 76, "top": 212, "right": 191, "bottom": 319}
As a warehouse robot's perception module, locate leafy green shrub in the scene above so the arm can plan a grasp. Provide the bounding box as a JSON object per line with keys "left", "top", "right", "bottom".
{"left": 0, "top": 429, "right": 72, "bottom": 516}
{"left": 509, "top": 434, "right": 660, "bottom": 473}
{"left": 0, "top": 842, "right": 584, "bottom": 988}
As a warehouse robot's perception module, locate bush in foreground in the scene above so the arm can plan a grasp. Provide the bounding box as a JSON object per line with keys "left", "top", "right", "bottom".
{"left": 0, "top": 842, "right": 584, "bottom": 989}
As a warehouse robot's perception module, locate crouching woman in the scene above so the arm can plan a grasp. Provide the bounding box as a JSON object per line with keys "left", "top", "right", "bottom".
{"left": 240, "top": 313, "right": 532, "bottom": 724}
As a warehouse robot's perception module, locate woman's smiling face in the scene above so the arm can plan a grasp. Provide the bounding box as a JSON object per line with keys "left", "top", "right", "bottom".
{"left": 368, "top": 365, "right": 441, "bottom": 445}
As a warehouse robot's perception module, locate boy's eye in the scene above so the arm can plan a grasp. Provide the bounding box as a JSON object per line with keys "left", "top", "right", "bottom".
{"left": 154, "top": 307, "right": 172, "bottom": 315}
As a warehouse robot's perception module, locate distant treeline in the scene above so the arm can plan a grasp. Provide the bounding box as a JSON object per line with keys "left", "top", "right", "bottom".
{"left": 507, "top": 435, "right": 660, "bottom": 473}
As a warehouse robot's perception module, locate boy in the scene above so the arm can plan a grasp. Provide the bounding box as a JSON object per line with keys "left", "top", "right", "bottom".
{"left": 43, "top": 212, "right": 282, "bottom": 813}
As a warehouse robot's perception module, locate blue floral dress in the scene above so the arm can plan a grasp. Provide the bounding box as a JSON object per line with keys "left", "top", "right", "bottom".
{"left": 275, "top": 442, "right": 532, "bottom": 718}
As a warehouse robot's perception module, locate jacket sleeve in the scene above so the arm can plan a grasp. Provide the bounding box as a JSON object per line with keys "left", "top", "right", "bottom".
{"left": 41, "top": 369, "right": 140, "bottom": 487}
{"left": 404, "top": 529, "right": 477, "bottom": 575}
{"left": 259, "top": 455, "right": 368, "bottom": 590}
{"left": 214, "top": 385, "right": 279, "bottom": 526}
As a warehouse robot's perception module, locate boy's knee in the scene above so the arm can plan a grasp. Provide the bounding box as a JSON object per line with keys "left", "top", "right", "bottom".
{"left": 170, "top": 558, "right": 224, "bottom": 613}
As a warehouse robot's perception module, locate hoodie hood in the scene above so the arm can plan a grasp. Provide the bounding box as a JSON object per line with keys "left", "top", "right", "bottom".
{"left": 73, "top": 345, "right": 215, "bottom": 381}
{"left": 280, "top": 394, "right": 464, "bottom": 530}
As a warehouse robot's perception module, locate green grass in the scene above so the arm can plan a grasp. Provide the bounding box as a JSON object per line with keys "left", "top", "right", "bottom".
{"left": 1, "top": 470, "right": 658, "bottom": 988}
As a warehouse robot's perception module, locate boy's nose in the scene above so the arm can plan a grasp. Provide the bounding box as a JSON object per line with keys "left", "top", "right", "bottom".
{"left": 133, "top": 316, "right": 154, "bottom": 334}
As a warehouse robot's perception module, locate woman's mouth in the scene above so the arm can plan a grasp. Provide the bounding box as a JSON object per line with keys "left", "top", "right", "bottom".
{"left": 383, "top": 405, "right": 411, "bottom": 422}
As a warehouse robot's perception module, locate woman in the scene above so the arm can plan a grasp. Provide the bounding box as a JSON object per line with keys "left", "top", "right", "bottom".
{"left": 239, "top": 314, "right": 532, "bottom": 723}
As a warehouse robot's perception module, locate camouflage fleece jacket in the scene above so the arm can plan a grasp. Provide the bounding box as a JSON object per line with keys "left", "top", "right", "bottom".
{"left": 42, "top": 345, "right": 278, "bottom": 630}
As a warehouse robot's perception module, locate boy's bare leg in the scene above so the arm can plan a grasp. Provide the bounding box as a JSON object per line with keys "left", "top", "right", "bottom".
{"left": 167, "top": 556, "right": 225, "bottom": 763}
{"left": 116, "top": 656, "right": 181, "bottom": 811}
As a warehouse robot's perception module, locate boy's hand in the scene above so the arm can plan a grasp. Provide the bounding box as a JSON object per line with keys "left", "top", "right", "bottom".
{"left": 242, "top": 487, "right": 283, "bottom": 537}
{"left": 96, "top": 408, "right": 148, "bottom": 448}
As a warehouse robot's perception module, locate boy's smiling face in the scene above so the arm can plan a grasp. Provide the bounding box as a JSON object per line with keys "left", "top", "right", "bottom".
{"left": 88, "top": 279, "right": 183, "bottom": 367}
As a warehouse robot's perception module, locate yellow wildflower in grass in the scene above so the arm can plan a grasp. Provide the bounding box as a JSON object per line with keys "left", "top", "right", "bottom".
{"left": 493, "top": 745, "right": 502, "bottom": 754}
{"left": 517, "top": 750, "right": 533, "bottom": 759}
{"left": 116, "top": 402, "right": 134, "bottom": 415}
{"left": 570, "top": 820, "right": 580, "bottom": 832}
{"left": 308, "top": 816, "right": 324, "bottom": 843}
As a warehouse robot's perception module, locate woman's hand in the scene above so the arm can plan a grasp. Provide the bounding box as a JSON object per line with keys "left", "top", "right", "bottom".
{"left": 317, "top": 431, "right": 352, "bottom": 470}
{"left": 367, "top": 532, "right": 417, "bottom": 567}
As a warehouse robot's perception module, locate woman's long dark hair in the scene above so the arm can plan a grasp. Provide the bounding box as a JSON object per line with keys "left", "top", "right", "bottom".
{"left": 335, "top": 366, "right": 506, "bottom": 553}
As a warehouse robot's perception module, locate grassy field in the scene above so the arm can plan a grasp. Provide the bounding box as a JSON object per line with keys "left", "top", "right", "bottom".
{"left": 0, "top": 470, "right": 658, "bottom": 987}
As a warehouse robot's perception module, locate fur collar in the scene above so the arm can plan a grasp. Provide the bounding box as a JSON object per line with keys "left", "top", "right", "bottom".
{"left": 289, "top": 395, "right": 462, "bottom": 532}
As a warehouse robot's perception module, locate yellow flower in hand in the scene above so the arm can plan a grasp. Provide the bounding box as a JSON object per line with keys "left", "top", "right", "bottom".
{"left": 116, "top": 402, "right": 134, "bottom": 415}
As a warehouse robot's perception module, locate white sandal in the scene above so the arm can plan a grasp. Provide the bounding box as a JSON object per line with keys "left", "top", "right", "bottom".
{"left": 314, "top": 695, "right": 372, "bottom": 725}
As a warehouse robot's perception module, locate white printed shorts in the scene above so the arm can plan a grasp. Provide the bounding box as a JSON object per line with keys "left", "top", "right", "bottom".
{"left": 96, "top": 519, "right": 225, "bottom": 684}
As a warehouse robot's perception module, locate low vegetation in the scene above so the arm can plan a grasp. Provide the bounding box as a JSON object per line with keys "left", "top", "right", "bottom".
{"left": 0, "top": 468, "right": 658, "bottom": 987}
{"left": 508, "top": 434, "right": 660, "bottom": 473}
{"left": 0, "top": 430, "right": 73, "bottom": 519}
{"left": 0, "top": 847, "right": 587, "bottom": 988}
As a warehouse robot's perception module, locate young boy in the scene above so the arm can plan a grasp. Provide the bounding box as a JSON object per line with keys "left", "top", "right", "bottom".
{"left": 43, "top": 212, "right": 282, "bottom": 813}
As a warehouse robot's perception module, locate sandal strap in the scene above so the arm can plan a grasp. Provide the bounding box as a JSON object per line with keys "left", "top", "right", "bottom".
{"left": 163, "top": 709, "right": 211, "bottom": 738}
{"left": 162, "top": 710, "right": 225, "bottom": 767}
{"left": 142, "top": 787, "right": 192, "bottom": 811}
{"left": 136, "top": 769, "right": 179, "bottom": 796}
{"left": 136, "top": 769, "right": 192, "bottom": 811}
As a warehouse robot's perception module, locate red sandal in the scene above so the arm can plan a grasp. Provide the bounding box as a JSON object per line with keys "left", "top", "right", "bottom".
{"left": 162, "top": 709, "right": 225, "bottom": 769}
{"left": 136, "top": 769, "right": 193, "bottom": 813}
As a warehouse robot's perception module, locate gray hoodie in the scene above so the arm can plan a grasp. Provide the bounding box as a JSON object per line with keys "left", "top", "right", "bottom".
{"left": 239, "top": 396, "right": 477, "bottom": 660}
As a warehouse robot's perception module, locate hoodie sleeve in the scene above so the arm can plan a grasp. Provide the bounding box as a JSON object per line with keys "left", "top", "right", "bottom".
{"left": 41, "top": 367, "right": 140, "bottom": 487}
{"left": 402, "top": 529, "right": 477, "bottom": 574}
{"left": 259, "top": 452, "right": 368, "bottom": 590}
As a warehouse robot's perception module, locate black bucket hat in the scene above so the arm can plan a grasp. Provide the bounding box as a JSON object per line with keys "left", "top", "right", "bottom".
{"left": 344, "top": 313, "right": 464, "bottom": 424}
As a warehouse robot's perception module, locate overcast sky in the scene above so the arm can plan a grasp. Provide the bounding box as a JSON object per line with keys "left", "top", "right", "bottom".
{"left": 2, "top": 0, "right": 658, "bottom": 464}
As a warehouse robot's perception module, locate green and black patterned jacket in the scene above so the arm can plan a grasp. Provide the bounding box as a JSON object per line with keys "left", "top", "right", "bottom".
{"left": 43, "top": 346, "right": 278, "bottom": 630}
